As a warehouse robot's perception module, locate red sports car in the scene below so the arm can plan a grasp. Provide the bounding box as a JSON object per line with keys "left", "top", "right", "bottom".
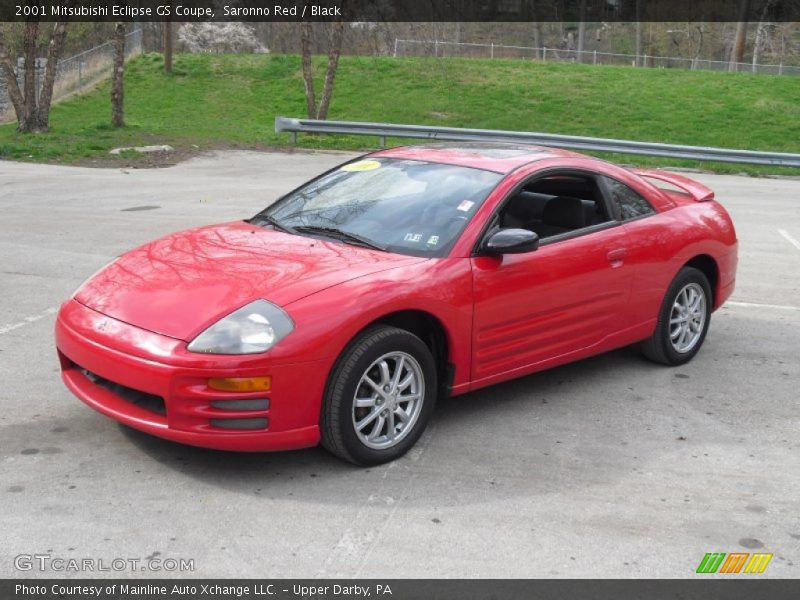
{"left": 56, "top": 144, "right": 738, "bottom": 465}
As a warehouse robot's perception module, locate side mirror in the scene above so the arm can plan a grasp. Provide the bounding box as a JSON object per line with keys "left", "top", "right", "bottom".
{"left": 484, "top": 228, "right": 540, "bottom": 255}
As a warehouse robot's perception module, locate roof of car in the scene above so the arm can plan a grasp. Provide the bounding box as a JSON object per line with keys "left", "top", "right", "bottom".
{"left": 371, "top": 143, "right": 583, "bottom": 174}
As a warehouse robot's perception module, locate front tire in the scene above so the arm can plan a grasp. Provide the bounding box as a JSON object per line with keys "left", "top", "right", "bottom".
{"left": 320, "top": 326, "right": 437, "bottom": 466}
{"left": 640, "top": 267, "right": 712, "bottom": 366}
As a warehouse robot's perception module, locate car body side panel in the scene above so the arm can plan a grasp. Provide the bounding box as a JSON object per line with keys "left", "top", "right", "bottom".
{"left": 470, "top": 225, "right": 633, "bottom": 383}
{"left": 621, "top": 200, "right": 738, "bottom": 330}
{"left": 452, "top": 157, "right": 736, "bottom": 392}
{"left": 280, "top": 257, "right": 475, "bottom": 392}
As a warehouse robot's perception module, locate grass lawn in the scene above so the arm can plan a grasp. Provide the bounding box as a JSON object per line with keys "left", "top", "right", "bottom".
{"left": 1, "top": 52, "right": 798, "bottom": 175}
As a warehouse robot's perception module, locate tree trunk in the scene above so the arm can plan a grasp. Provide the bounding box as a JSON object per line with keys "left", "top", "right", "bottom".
{"left": 634, "top": 0, "right": 642, "bottom": 66}
{"left": 0, "top": 31, "right": 26, "bottom": 126}
{"left": 576, "top": 0, "right": 587, "bottom": 62}
{"left": 31, "top": 20, "right": 70, "bottom": 132}
{"left": 164, "top": 21, "right": 173, "bottom": 73}
{"left": 693, "top": 23, "right": 705, "bottom": 69}
{"left": 0, "top": 10, "right": 71, "bottom": 132}
{"left": 316, "top": 19, "right": 345, "bottom": 121}
{"left": 111, "top": 22, "right": 126, "bottom": 128}
{"left": 751, "top": 1, "right": 773, "bottom": 72}
{"left": 300, "top": 20, "right": 316, "bottom": 119}
{"left": 532, "top": 22, "right": 542, "bottom": 60}
{"left": 729, "top": 0, "right": 751, "bottom": 71}
{"left": 527, "top": 0, "right": 542, "bottom": 60}
{"left": 22, "top": 21, "right": 39, "bottom": 127}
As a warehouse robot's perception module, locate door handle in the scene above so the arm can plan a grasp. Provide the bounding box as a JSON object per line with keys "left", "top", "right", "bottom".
{"left": 607, "top": 248, "right": 627, "bottom": 267}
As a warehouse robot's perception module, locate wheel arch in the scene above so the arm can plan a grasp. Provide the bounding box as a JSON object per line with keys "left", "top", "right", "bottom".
{"left": 683, "top": 254, "right": 719, "bottom": 307}
{"left": 328, "top": 309, "right": 455, "bottom": 399}
{"left": 318, "top": 311, "right": 445, "bottom": 465}
{"left": 368, "top": 310, "right": 454, "bottom": 396}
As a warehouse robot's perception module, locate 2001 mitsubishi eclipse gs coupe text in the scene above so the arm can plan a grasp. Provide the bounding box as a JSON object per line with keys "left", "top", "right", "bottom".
{"left": 55, "top": 144, "right": 738, "bottom": 465}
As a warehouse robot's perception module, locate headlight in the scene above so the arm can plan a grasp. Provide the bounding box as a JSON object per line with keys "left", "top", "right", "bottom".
{"left": 187, "top": 300, "right": 294, "bottom": 354}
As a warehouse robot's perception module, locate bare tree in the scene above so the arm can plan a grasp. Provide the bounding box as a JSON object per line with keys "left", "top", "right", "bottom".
{"left": 0, "top": 18, "right": 71, "bottom": 133}
{"left": 576, "top": 0, "right": 587, "bottom": 62}
{"left": 300, "top": 1, "right": 348, "bottom": 121}
{"left": 22, "top": 21, "right": 36, "bottom": 120}
{"left": 692, "top": 23, "right": 705, "bottom": 69}
{"left": 729, "top": 0, "right": 751, "bottom": 71}
{"left": 531, "top": 21, "right": 543, "bottom": 59}
{"left": 751, "top": 0, "right": 775, "bottom": 71}
{"left": 634, "top": 0, "right": 643, "bottom": 66}
{"left": 528, "top": 0, "right": 542, "bottom": 60}
{"left": 316, "top": 17, "right": 346, "bottom": 120}
{"left": 300, "top": 21, "right": 316, "bottom": 119}
{"left": 0, "top": 32, "right": 26, "bottom": 126}
{"left": 111, "top": 22, "right": 125, "bottom": 128}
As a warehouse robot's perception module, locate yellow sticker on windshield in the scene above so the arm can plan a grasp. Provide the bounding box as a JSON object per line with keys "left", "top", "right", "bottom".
{"left": 341, "top": 160, "right": 381, "bottom": 172}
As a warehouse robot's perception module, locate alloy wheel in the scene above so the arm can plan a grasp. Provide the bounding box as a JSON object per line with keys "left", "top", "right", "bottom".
{"left": 351, "top": 351, "right": 425, "bottom": 450}
{"left": 669, "top": 282, "right": 707, "bottom": 353}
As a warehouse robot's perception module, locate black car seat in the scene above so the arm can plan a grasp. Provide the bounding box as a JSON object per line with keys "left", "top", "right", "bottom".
{"left": 501, "top": 192, "right": 553, "bottom": 229}
{"left": 581, "top": 199, "right": 605, "bottom": 225}
{"left": 538, "top": 196, "right": 586, "bottom": 237}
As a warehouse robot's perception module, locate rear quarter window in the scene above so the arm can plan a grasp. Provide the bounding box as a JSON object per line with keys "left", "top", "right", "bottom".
{"left": 603, "top": 177, "right": 656, "bottom": 221}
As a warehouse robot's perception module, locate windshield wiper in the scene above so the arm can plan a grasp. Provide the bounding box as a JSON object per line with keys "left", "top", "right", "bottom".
{"left": 293, "top": 226, "right": 387, "bottom": 252}
{"left": 251, "top": 213, "right": 296, "bottom": 234}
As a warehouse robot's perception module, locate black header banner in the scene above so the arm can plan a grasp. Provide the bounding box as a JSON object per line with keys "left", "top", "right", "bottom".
{"left": 1, "top": 0, "right": 800, "bottom": 22}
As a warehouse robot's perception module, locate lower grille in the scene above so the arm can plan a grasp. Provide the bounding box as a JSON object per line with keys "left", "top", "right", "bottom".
{"left": 210, "top": 418, "right": 268, "bottom": 430}
{"left": 210, "top": 398, "right": 269, "bottom": 411}
{"left": 78, "top": 367, "right": 166, "bottom": 416}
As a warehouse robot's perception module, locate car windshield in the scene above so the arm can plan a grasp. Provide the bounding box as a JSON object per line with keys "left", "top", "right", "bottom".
{"left": 254, "top": 158, "right": 502, "bottom": 257}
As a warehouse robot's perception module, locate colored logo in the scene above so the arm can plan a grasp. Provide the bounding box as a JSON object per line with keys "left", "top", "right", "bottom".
{"left": 696, "top": 552, "right": 773, "bottom": 574}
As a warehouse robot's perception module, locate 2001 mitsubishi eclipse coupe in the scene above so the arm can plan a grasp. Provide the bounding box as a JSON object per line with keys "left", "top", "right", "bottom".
{"left": 56, "top": 144, "right": 738, "bottom": 465}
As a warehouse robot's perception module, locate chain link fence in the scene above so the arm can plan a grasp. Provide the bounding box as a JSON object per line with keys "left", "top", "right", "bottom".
{"left": 1, "top": 28, "right": 143, "bottom": 122}
{"left": 393, "top": 38, "right": 800, "bottom": 77}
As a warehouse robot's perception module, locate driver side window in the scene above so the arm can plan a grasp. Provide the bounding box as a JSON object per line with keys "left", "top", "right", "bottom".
{"left": 498, "top": 173, "right": 612, "bottom": 240}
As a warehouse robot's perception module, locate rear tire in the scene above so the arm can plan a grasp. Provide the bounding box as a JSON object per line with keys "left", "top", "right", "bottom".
{"left": 320, "top": 326, "right": 437, "bottom": 466}
{"left": 640, "top": 267, "right": 712, "bottom": 366}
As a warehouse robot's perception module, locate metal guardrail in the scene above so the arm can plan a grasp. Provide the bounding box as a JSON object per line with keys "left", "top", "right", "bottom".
{"left": 275, "top": 117, "right": 800, "bottom": 168}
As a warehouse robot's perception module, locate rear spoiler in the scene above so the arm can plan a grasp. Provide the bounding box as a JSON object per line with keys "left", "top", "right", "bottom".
{"left": 632, "top": 168, "right": 715, "bottom": 202}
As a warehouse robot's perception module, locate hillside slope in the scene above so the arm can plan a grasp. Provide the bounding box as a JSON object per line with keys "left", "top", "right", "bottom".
{"left": 1, "top": 53, "right": 798, "bottom": 173}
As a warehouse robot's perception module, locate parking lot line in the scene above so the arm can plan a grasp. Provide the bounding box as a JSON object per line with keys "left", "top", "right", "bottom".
{"left": 777, "top": 228, "right": 800, "bottom": 252}
{"left": 726, "top": 300, "right": 800, "bottom": 311}
{"left": 0, "top": 307, "right": 57, "bottom": 335}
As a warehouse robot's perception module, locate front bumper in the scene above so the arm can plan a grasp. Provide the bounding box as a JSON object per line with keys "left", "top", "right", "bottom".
{"left": 55, "top": 300, "right": 325, "bottom": 452}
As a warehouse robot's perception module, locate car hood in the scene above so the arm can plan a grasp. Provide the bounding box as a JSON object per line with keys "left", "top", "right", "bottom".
{"left": 75, "top": 221, "right": 426, "bottom": 341}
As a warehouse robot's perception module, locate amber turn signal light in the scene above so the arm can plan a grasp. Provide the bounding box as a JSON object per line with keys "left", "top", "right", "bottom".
{"left": 208, "top": 376, "right": 271, "bottom": 393}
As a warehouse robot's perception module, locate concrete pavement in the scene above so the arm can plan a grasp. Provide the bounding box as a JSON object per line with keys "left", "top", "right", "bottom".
{"left": 0, "top": 151, "right": 798, "bottom": 578}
